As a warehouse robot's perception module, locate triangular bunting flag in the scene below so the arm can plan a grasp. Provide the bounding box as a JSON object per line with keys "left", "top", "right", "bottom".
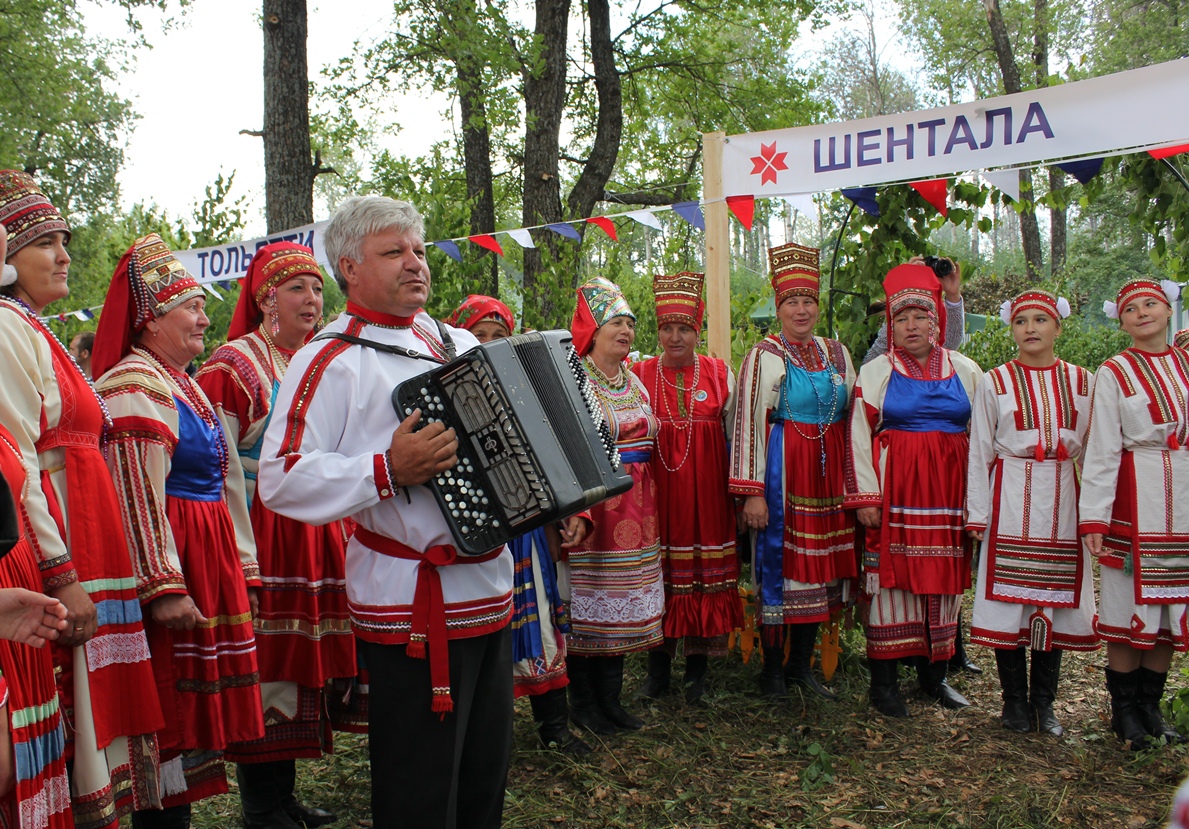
{"left": 73, "top": 310, "right": 89, "bottom": 321}
{"left": 1149, "top": 144, "right": 1189, "bottom": 160}
{"left": 217, "top": 280, "right": 232, "bottom": 290}
{"left": 545, "top": 223, "right": 582, "bottom": 241}
{"left": 726, "top": 195, "right": 756, "bottom": 231}
{"left": 782, "top": 194, "right": 816, "bottom": 216}
{"left": 468, "top": 234, "right": 504, "bottom": 257}
{"left": 586, "top": 217, "right": 618, "bottom": 241}
{"left": 82, "top": 308, "right": 95, "bottom": 320}
{"left": 203, "top": 283, "right": 223, "bottom": 300}
{"left": 625, "top": 210, "right": 663, "bottom": 230}
{"left": 909, "top": 179, "right": 948, "bottom": 217}
{"left": 840, "top": 187, "right": 880, "bottom": 217}
{"left": 432, "top": 240, "right": 463, "bottom": 262}
{"left": 981, "top": 170, "right": 1021, "bottom": 202}
{"left": 672, "top": 201, "right": 705, "bottom": 230}
{"left": 506, "top": 229, "right": 535, "bottom": 249}
{"left": 1056, "top": 157, "right": 1104, "bottom": 185}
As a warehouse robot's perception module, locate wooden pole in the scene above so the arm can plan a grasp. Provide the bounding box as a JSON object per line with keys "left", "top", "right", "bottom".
{"left": 703, "top": 131, "right": 730, "bottom": 361}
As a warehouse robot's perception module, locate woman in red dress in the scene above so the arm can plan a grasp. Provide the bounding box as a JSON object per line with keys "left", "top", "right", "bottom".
{"left": 0, "top": 171, "right": 164, "bottom": 826}
{"left": 93, "top": 234, "right": 265, "bottom": 828}
{"left": 632, "top": 272, "right": 741, "bottom": 704}
{"left": 198, "top": 243, "right": 351, "bottom": 827}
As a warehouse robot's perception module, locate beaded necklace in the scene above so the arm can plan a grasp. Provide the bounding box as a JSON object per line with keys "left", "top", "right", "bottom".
{"left": 258, "top": 324, "right": 292, "bottom": 379}
{"left": 133, "top": 345, "right": 230, "bottom": 480}
{"left": 582, "top": 356, "right": 646, "bottom": 411}
{"left": 651, "top": 355, "right": 701, "bottom": 472}
{"left": 778, "top": 333, "right": 842, "bottom": 477}
{"left": 4, "top": 295, "right": 112, "bottom": 431}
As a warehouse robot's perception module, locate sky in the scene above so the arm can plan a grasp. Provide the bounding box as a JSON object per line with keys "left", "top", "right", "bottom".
{"left": 83, "top": 0, "right": 453, "bottom": 236}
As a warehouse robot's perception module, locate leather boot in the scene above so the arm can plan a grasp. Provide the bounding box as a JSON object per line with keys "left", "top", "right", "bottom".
{"left": 994, "top": 648, "right": 1031, "bottom": 732}
{"left": 918, "top": 658, "right": 971, "bottom": 709}
{"left": 237, "top": 761, "right": 302, "bottom": 829}
{"left": 1029, "top": 649, "right": 1064, "bottom": 736}
{"left": 1136, "top": 667, "right": 1185, "bottom": 745}
{"left": 684, "top": 654, "right": 708, "bottom": 706}
{"left": 132, "top": 804, "right": 192, "bottom": 829}
{"left": 595, "top": 655, "right": 644, "bottom": 731}
{"left": 274, "top": 762, "right": 336, "bottom": 828}
{"left": 948, "top": 612, "right": 983, "bottom": 675}
{"left": 530, "top": 687, "right": 592, "bottom": 755}
{"left": 868, "top": 658, "right": 909, "bottom": 717}
{"left": 759, "top": 645, "right": 788, "bottom": 700}
{"left": 567, "top": 655, "right": 616, "bottom": 735}
{"left": 784, "top": 622, "right": 837, "bottom": 700}
{"left": 1105, "top": 668, "right": 1151, "bottom": 750}
{"left": 639, "top": 649, "right": 672, "bottom": 699}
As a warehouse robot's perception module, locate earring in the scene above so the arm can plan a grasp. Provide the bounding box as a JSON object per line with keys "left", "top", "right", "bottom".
{"left": 267, "top": 288, "right": 280, "bottom": 337}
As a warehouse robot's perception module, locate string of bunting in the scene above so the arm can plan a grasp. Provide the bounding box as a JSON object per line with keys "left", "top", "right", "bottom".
{"left": 40, "top": 143, "right": 1187, "bottom": 325}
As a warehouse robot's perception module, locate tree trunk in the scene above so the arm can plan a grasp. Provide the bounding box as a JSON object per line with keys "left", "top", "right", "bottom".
{"left": 1049, "top": 168, "right": 1066, "bottom": 275}
{"left": 983, "top": 0, "right": 1043, "bottom": 279}
{"left": 452, "top": 0, "right": 499, "bottom": 296}
{"left": 1033, "top": 0, "right": 1066, "bottom": 277}
{"left": 262, "top": 0, "right": 314, "bottom": 234}
{"left": 521, "top": 0, "right": 572, "bottom": 326}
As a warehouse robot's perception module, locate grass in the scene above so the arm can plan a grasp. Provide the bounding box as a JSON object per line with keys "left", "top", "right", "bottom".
{"left": 187, "top": 629, "right": 1187, "bottom": 829}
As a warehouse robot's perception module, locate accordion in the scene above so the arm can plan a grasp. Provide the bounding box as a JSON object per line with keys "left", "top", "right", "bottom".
{"left": 392, "top": 330, "right": 633, "bottom": 555}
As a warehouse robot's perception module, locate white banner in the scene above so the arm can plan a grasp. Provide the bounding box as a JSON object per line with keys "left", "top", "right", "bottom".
{"left": 721, "top": 60, "right": 1189, "bottom": 197}
{"left": 173, "top": 220, "right": 331, "bottom": 285}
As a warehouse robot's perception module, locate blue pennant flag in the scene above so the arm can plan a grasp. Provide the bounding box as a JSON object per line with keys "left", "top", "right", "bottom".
{"left": 672, "top": 201, "right": 705, "bottom": 230}
{"left": 840, "top": 187, "right": 880, "bottom": 217}
{"left": 82, "top": 308, "right": 95, "bottom": 320}
{"left": 432, "top": 240, "right": 463, "bottom": 262}
{"left": 1056, "top": 157, "right": 1104, "bottom": 185}
{"left": 217, "top": 280, "right": 232, "bottom": 290}
{"left": 545, "top": 223, "right": 582, "bottom": 241}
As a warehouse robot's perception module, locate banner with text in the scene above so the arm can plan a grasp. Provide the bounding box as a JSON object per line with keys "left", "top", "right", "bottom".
{"left": 721, "top": 59, "right": 1189, "bottom": 197}
{"left": 173, "top": 220, "right": 331, "bottom": 284}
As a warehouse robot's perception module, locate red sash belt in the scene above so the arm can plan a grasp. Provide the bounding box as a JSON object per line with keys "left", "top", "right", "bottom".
{"left": 353, "top": 525, "right": 501, "bottom": 716}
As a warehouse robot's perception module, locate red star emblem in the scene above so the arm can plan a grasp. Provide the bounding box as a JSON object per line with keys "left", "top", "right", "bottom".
{"left": 750, "top": 142, "right": 788, "bottom": 185}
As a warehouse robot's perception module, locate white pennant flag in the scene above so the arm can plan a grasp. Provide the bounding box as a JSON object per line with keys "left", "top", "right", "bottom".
{"left": 782, "top": 193, "right": 817, "bottom": 216}
{"left": 981, "top": 169, "right": 1021, "bottom": 202}
{"left": 203, "top": 283, "right": 224, "bottom": 300}
{"left": 625, "top": 210, "right": 663, "bottom": 230}
{"left": 505, "top": 228, "right": 535, "bottom": 249}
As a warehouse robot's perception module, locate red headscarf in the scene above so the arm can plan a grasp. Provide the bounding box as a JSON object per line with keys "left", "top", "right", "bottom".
{"left": 570, "top": 277, "right": 634, "bottom": 357}
{"left": 226, "top": 242, "right": 323, "bottom": 342}
{"left": 445, "top": 294, "right": 515, "bottom": 335}
{"left": 882, "top": 263, "right": 946, "bottom": 349}
{"left": 92, "top": 234, "right": 203, "bottom": 380}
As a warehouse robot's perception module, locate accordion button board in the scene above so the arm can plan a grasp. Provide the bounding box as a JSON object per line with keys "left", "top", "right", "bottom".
{"left": 393, "top": 330, "right": 633, "bottom": 556}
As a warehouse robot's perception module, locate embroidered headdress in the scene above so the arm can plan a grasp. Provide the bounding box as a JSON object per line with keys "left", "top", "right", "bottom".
{"left": 446, "top": 294, "right": 515, "bottom": 335}
{"left": 999, "top": 289, "right": 1072, "bottom": 325}
{"left": 226, "top": 242, "right": 323, "bottom": 341}
{"left": 1176, "top": 328, "right": 1189, "bottom": 350}
{"left": 652, "top": 271, "right": 705, "bottom": 330}
{"left": 768, "top": 242, "right": 819, "bottom": 305}
{"left": 882, "top": 263, "right": 947, "bottom": 347}
{"left": 1103, "top": 279, "right": 1180, "bottom": 319}
{"left": 0, "top": 170, "right": 70, "bottom": 287}
{"left": 571, "top": 276, "right": 634, "bottom": 356}
{"left": 92, "top": 234, "right": 204, "bottom": 378}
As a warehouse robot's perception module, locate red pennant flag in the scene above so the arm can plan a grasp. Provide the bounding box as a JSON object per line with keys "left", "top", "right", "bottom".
{"left": 1149, "top": 144, "right": 1189, "bottom": 160}
{"left": 726, "top": 195, "right": 756, "bottom": 231}
{"left": 468, "top": 234, "right": 504, "bottom": 256}
{"left": 910, "top": 179, "right": 948, "bottom": 217}
{"left": 586, "top": 216, "right": 618, "bottom": 241}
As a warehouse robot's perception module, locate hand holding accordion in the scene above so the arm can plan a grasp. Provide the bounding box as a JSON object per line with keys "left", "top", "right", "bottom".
{"left": 387, "top": 408, "right": 459, "bottom": 489}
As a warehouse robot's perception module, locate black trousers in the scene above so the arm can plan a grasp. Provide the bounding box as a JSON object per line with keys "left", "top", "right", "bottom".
{"left": 360, "top": 626, "right": 512, "bottom": 829}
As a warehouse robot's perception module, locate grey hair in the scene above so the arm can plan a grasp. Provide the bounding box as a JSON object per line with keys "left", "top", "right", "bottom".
{"left": 323, "top": 196, "right": 426, "bottom": 294}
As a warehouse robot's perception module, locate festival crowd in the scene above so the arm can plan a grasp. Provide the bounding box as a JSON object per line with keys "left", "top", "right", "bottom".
{"left": 0, "top": 168, "right": 1186, "bottom": 829}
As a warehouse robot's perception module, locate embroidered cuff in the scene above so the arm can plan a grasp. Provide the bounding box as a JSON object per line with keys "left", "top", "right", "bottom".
{"left": 242, "top": 562, "right": 262, "bottom": 588}
{"left": 1077, "top": 521, "right": 1110, "bottom": 536}
{"left": 964, "top": 523, "right": 986, "bottom": 534}
{"left": 43, "top": 568, "right": 79, "bottom": 593}
{"left": 139, "top": 574, "right": 189, "bottom": 604}
{"left": 374, "top": 452, "right": 397, "bottom": 501}
{"left": 844, "top": 493, "right": 881, "bottom": 510}
{"left": 729, "top": 478, "right": 765, "bottom": 498}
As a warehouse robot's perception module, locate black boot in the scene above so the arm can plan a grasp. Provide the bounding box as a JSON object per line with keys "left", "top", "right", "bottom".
{"left": 639, "top": 649, "right": 672, "bottom": 699}
{"left": 918, "top": 658, "right": 971, "bottom": 709}
{"left": 272, "top": 761, "right": 336, "bottom": 828}
{"left": 948, "top": 612, "right": 983, "bottom": 675}
{"left": 567, "top": 655, "right": 616, "bottom": 735}
{"left": 238, "top": 761, "right": 302, "bottom": 829}
{"left": 132, "top": 804, "right": 192, "bottom": 829}
{"left": 994, "top": 648, "right": 1031, "bottom": 732}
{"left": 784, "top": 623, "right": 837, "bottom": 700}
{"left": 684, "top": 654, "right": 708, "bottom": 706}
{"left": 530, "top": 687, "right": 592, "bottom": 755}
{"left": 759, "top": 645, "right": 788, "bottom": 700}
{"left": 1105, "top": 668, "right": 1151, "bottom": 750}
{"left": 1029, "top": 649, "right": 1064, "bottom": 736}
{"left": 1136, "top": 667, "right": 1185, "bottom": 745}
{"left": 595, "top": 655, "right": 644, "bottom": 731}
{"left": 868, "top": 658, "right": 909, "bottom": 717}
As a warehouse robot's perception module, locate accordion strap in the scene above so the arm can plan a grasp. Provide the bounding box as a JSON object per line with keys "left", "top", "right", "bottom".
{"left": 314, "top": 329, "right": 452, "bottom": 364}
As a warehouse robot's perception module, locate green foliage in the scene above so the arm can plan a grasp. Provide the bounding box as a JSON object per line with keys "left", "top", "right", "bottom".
{"left": 1170, "top": 665, "right": 1189, "bottom": 735}
{"left": 961, "top": 315, "right": 1131, "bottom": 371}
{"left": 802, "top": 742, "right": 837, "bottom": 791}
